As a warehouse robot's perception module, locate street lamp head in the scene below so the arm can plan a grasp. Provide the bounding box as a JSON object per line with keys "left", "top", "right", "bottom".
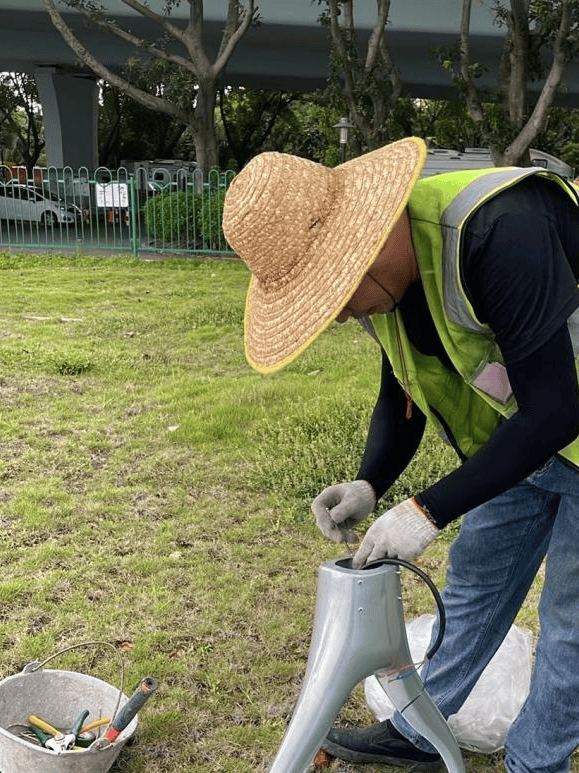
{"left": 334, "top": 116, "right": 355, "bottom": 145}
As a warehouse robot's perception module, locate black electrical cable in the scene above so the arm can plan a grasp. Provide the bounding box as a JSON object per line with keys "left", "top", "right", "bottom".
{"left": 362, "top": 557, "right": 446, "bottom": 661}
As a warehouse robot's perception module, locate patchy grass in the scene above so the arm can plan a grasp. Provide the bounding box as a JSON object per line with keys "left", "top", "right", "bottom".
{"left": 0, "top": 251, "right": 557, "bottom": 773}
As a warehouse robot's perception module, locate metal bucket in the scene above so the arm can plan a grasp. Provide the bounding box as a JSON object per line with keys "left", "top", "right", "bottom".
{"left": 0, "top": 663, "right": 137, "bottom": 773}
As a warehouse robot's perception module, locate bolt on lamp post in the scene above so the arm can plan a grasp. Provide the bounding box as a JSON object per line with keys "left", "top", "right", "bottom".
{"left": 334, "top": 116, "right": 354, "bottom": 163}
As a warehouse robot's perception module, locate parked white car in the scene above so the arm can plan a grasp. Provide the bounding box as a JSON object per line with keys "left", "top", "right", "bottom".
{"left": 0, "top": 184, "right": 76, "bottom": 226}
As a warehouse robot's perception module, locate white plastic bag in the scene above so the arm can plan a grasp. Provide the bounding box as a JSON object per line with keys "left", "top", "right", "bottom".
{"left": 364, "top": 614, "right": 534, "bottom": 753}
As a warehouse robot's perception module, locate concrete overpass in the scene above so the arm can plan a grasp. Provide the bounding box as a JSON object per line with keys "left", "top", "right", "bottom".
{"left": 0, "top": 1, "right": 575, "bottom": 168}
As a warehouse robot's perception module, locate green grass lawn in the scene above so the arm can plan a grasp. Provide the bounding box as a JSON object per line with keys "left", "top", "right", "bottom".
{"left": 0, "top": 251, "right": 555, "bottom": 773}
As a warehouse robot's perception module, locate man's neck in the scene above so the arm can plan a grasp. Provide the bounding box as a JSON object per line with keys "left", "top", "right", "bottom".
{"left": 371, "top": 208, "right": 419, "bottom": 302}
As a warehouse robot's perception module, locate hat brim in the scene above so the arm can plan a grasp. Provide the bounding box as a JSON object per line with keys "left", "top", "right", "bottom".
{"left": 244, "top": 137, "right": 427, "bottom": 373}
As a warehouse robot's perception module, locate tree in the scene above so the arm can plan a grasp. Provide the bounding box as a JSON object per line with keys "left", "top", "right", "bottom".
{"left": 437, "top": 0, "right": 579, "bottom": 165}
{"left": 218, "top": 88, "right": 302, "bottom": 170}
{"left": 0, "top": 74, "right": 45, "bottom": 174}
{"left": 390, "top": 98, "right": 485, "bottom": 151}
{"left": 259, "top": 97, "right": 346, "bottom": 167}
{"left": 318, "top": 0, "right": 402, "bottom": 152}
{"left": 41, "top": 0, "right": 257, "bottom": 174}
{"left": 99, "top": 58, "right": 192, "bottom": 167}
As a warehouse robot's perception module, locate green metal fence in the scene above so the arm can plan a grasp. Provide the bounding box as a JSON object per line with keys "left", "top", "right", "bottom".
{"left": 0, "top": 164, "right": 236, "bottom": 257}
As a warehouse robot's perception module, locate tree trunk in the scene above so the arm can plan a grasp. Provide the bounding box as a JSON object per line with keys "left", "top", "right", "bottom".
{"left": 456, "top": 0, "right": 579, "bottom": 167}
{"left": 326, "top": 0, "right": 399, "bottom": 151}
{"left": 193, "top": 81, "right": 219, "bottom": 175}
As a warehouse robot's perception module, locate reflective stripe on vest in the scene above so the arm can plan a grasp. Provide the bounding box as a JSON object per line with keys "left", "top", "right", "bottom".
{"left": 439, "top": 167, "right": 579, "bottom": 404}
{"left": 367, "top": 167, "right": 579, "bottom": 467}
{"left": 441, "top": 167, "right": 541, "bottom": 333}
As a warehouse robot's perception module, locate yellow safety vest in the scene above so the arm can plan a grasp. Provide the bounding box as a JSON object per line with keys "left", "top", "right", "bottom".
{"left": 371, "top": 166, "right": 579, "bottom": 466}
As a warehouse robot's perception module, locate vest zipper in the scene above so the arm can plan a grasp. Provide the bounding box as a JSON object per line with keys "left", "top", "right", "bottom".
{"left": 394, "top": 307, "right": 414, "bottom": 419}
{"left": 429, "top": 405, "right": 467, "bottom": 463}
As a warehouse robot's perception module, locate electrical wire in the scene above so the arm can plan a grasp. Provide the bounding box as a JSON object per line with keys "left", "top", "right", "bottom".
{"left": 362, "top": 558, "right": 445, "bottom": 661}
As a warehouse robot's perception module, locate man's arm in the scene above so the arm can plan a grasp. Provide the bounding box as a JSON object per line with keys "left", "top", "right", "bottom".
{"left": 418, "top": 323, "right": 579, "bottom": 526}
{"left": 357, "top": 347, "right": 426, "bottom": 499}
{"left": 352, "top": 323, "right": 579, "bottom": 566}
{"left": 311, "top": 346, "right": 426, "bottom": 543}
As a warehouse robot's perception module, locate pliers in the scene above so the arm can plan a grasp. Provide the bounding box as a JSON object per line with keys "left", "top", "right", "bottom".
{"left": 45, "top": 730, "right": 78, "bottom": 753}
{"left": 29, "top": 723, "right": 75, "bottom": 752}
{"left": 28, "top": 710, "right": 89, "bottom": 753}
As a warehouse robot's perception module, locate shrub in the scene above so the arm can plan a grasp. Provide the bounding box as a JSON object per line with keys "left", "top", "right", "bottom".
{"left": 143, "top": 186, "right": 229, "bottom": 250}
{"left": 198, "top": 188, "right": 228, "bottom": 250}
{"left": 143, "top": 190, "right": 196, "bottom": 247}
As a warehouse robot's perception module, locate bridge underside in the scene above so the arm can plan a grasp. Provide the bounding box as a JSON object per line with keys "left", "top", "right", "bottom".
{"left": 2, "top": 8, "right": 579, "bottom": 168}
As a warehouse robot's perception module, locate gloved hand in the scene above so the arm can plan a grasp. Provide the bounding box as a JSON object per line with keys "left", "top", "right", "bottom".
{"left": 312, "top": 480, "right": 376, "bottom": 543}
{"left": 353, "top": 497, "right": 439, "bottom": 568}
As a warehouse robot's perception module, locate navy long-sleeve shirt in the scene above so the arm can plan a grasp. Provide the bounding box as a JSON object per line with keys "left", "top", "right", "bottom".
{"left": 357, "top": 175, "right": 579, "bottom": 527}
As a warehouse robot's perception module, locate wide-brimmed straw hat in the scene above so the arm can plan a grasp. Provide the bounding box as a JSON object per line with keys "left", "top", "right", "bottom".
{"left": 222, "top": 136, "right": 427, "bottom": 373}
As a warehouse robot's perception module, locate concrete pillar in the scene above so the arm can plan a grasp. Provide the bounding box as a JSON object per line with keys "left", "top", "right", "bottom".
{"left": 34, "top": 68, "right": 99, "bottom": 169}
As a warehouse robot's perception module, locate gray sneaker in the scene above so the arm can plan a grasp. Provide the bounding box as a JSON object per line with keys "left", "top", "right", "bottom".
{"left": 322, "top": 719, "right": 443, "bottom": 768}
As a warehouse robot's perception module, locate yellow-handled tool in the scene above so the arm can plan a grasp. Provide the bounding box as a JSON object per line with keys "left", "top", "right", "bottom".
{"left": 80, "top": 717, "right": 111, "bottom": 734}
{"left": 29, "top": 710, "right": 89, "bottom": 753}
{"left": 28, "top": 714, "right": 59, "bottom": 736}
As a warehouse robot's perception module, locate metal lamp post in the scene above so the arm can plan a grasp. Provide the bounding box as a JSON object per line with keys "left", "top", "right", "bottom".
{"left": 334, "top": 116, "right": 354, "bottom": 163}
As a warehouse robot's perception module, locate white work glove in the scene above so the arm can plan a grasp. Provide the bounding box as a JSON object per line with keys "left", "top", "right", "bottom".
{"left": 353, "top": 497, "right": 440, "bottom": 568}
{"left": 312, "top": 480, "right": 376, "bottom": 543}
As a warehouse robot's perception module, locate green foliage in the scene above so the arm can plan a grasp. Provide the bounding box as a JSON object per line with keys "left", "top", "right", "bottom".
{"left": 0, "top": 73, "right": 45, "bottom": 170}
{"left": 50, "top": 355, "right": 93, "bottom": 376}
{"left": 198, "top": 187, "right": 228, "bottom": 249}
{"left": 142, "top": 187, "right": 228, "bottom": 249}
{"left": 217, "top": 88, "right": 349, "bottom": 168}
{"left": 389, "top": 98, "right": 484, "bottom": 151}
{"left": 530, "top": 0, "right": 579, "bottom": 53}
{"left": 99, "top": 58, "right": 194, "bottom": 166}
{"left": 143, "top": 190, "right": 196, "bottom": 245}
{"left": 218, "top": 87, "right": 302, "bottom": 170}
{"left": 314, "top": 1, "right": 406, "bottom": 152}
{"left": 260, "top": 96, "right": 345, "bottom": 166}
{"left": 560, "top": 141, "right": 579, "bottom": 169}
{"left": 430, "top": 2, "right": 579, "bottom": 162}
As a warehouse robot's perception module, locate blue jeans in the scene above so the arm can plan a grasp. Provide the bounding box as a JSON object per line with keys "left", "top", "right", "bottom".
{"left": 392, "top": 456, "right": 579, "bottom": 773}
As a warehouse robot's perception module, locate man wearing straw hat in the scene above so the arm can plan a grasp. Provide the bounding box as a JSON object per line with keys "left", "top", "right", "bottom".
{"left": 222, "top": 137, "right": 579, "bottom": 773}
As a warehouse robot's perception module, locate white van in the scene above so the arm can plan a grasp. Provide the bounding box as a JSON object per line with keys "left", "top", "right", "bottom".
{"left": 422, "top": 147, "right": 575, "bottom": 179}
{"left": 0, "top": 184, "right": 76, "bottom": 226}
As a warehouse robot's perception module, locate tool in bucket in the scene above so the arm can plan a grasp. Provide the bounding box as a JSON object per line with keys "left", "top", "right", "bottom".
{"left": 27, "top": 721, "right": 64, "bottom": 752}
{"left": 29, "top": 709, "right": 89, "bottom": 752}
{"left": 97, "top": 677, "right": 159, "bottom": 747}
{"left": 25, "top": 642, "right": 158, "bottom": 743}
{"left": 5, "top": 725, "right": 43, "bottom": 746}
{"left": 21, "top": 715, "right": 108, "bottom": 751}
{"left": 0, "top": 642, "right": 153, "bottom": 773}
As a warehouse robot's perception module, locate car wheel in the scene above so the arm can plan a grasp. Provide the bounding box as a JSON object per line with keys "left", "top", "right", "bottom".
{"left": 41, "top": 211, "right": 57, "bottom": 227}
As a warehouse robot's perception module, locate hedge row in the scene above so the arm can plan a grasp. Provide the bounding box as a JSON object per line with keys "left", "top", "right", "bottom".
{"left": 143, "top": 188, "right": 229, "bottom": 250}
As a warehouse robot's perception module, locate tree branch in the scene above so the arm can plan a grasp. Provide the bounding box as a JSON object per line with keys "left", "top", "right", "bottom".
{"left": 119, "top": 0, "right": 186, "bottom": 43}
{"left": 378, "top": 31, "right": 401, "bottom": 100}
{"left": 67, "top": 3, "right": 197, "bottom": 74}
{"left": 365, "top": 0, "right": 390, "bottom": 73}
{"left": 459, "top": 0, "right": 484, "bottom": 124}
{"left": 214, "top": 1, "right": 256, "bottom": 77}
{"left": 505, "top": 0, "right": 572, "bottom": 160}
{"left": 507, "top": 0, "right": 530, "bottom": 130}
{"left": 42, "top": 0, "right": 192, "bottom": 125}
{"left": 182, "top": 0, "right": 211, "bottom": 74}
